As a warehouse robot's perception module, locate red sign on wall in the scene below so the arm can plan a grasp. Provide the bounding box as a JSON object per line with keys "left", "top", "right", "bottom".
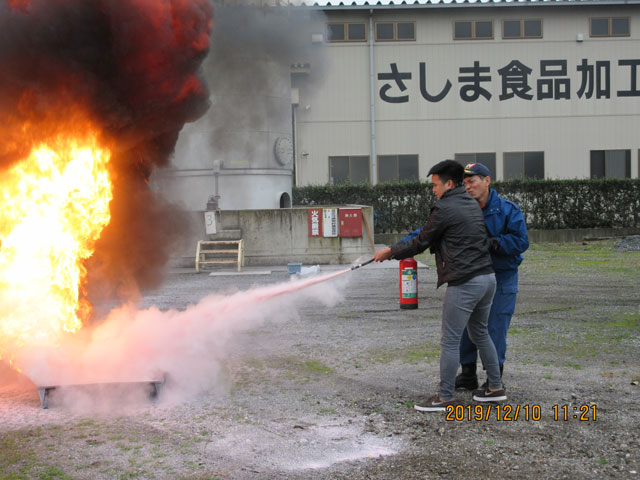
{"left": 339, "top": 208, "right": 362, "bottom": 237}
{"left": 307, "top": 208, "right": 323, "bottom": 237}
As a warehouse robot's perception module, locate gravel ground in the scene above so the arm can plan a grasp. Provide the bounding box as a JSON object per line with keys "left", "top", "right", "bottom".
{"left": 614, "top": 236, "right": 640, "bottom": 252}
{"left": 1, "top": 240, "right": 639, "bottom": 480}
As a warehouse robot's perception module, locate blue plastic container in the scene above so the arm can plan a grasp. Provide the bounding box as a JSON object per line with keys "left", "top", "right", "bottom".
{"left": 287, "top": 262, "right": 302, "bottom": 274}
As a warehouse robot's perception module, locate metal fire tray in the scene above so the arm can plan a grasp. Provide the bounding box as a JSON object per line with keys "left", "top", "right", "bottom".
{"left": 37, "top": 374, "right": 167, "bottom": 409}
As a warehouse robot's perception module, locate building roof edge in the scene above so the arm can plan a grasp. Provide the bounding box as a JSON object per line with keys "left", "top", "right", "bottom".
{"left": 295, "top": 0, "right": 640, "bottom": 10}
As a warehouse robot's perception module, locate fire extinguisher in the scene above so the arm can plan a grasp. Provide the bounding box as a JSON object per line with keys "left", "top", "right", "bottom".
{"left": 399, "top": 258, "right": 418, "bottom": 310}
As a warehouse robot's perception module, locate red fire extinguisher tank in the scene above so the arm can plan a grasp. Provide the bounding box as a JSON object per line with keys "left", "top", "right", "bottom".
{"left": 399, "top": 258, "right": 418, "bottom": 309}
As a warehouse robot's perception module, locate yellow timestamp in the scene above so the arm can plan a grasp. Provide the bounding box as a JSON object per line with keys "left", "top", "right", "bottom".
{"left": 445, "top": 404, "right": 542, "bottom": 421}
{"left": 444, "top": 404, "right": 597, "bottom": 422}
{"left": 552, "top": 404, "right": 597, "bottom": 421}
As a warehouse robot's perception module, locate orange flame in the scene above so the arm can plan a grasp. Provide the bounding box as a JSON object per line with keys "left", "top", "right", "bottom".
{"left": 8, "top": 0, "right": 30, "bottom": 12}
{"left": 0, "top": 132, "right": 112, "bottom": 367}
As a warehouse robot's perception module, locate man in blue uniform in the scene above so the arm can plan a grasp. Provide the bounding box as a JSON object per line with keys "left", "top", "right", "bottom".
{"left": 455, "top": 162, "right": 529, "bottom": 391}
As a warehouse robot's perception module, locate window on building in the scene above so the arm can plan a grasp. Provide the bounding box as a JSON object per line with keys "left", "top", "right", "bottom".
{"left": 378, "top": 155, "right": 419, "bottom": 183}
{"left": 327, "top": 22, "right": 367, "bottom": 42}
{"left": 329, "top": 156, "right": 370, "bottom": 184}
{"left": 397, "top": 22, "right": 415, "bottom": 40}
{"left": 504, "top": 152, "right": 545, "bottom": 179}
{"left": 503, "top": 19, "right": 542, "bottom": 39}
{"left": 454, "top": 153, "right": 497, "bottom": 178}
{"left": 375, "top": 21, "right": 416, "bottom": 41}
{"left": 454, "top": 20, "right": 494, "bottom": 40}
{"left": 327, "top": 23, "right": 345, "bottom": 41}
{"left": 590, "top": 17, "right": 630, "bottom": 37}
{"left": 590, "top": 150, "right": 631, "bottom": 178}
{"left": 376, "top": 22, "right": 394, "bottom": 40}
{"left": 349, "top": 23, "right": 366, "bottom": 40}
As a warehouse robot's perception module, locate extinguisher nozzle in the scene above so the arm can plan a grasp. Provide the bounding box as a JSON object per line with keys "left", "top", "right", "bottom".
{"left": 350, "top": 258, "right": 375, "bottom": 271}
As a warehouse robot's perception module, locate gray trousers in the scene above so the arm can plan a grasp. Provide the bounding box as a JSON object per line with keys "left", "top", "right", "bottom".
{"left": 439, "top": 273, "right": 500, "bottom": 400}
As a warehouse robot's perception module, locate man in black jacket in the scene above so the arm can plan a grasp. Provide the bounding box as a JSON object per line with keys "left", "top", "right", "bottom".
{"left": 374, "top": 160, "right": 505, "bottom": 411}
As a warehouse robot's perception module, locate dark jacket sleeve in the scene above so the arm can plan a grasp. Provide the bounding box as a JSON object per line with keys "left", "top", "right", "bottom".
{"left": 495, "top": 203, "right": 529, "bottom": 256}
{"left": 390, "top": 203, "right": 447, "bottom": 260}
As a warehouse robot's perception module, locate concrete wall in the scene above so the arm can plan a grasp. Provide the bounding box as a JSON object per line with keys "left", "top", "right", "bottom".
{"left": 173, "top": 205, "right": 375, "bottom": 268}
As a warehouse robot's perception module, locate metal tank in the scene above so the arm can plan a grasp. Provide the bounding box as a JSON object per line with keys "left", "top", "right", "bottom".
{"left": 151, "top": 4, "right": 294, "bottom": 211}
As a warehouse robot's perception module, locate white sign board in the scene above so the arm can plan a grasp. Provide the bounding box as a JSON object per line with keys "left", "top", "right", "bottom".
{"left": 322, "top": 208, "right": 338, "bottom": 237}
{"left": 204, "top": 211, "right": 217, "bottom": 235}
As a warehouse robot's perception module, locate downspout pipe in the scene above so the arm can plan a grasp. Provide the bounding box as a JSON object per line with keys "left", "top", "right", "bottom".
{"left": 292, "top": 103, "right": 298, "bottom": 186}
{"left": 369, "top": 10, "right": 377, "bottom": 185}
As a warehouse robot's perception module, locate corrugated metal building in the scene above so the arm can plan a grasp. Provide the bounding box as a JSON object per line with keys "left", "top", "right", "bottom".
{"left": 292, "top": 0, "right": 640, "bottom": 184}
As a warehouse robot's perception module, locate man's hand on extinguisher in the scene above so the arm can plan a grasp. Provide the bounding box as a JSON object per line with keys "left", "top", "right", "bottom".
{"left": 373, "top": 247, "right": 392, "bottom": 262}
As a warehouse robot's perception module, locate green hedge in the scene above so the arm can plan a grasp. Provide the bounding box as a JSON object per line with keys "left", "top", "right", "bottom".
{"left": 293, "top": 179, "right": 640, "bottom": 233}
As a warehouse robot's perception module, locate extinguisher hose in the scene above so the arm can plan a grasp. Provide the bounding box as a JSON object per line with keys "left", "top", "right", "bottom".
{"left": 350, "top": 258, "right": 375, "bottom": 271}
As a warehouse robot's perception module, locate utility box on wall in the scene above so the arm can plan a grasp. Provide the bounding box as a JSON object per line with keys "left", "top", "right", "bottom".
{"left": 322, "top": 208, "right": 338, "bottom": 237}
{"left": 204, "top": 211, "right": 217, "bottom": 235}
{"left": 339, "top": 208, "right": 362, "bottom": 238}
{"left": 308, "top": 207, "right": 339, "bottom": 237}
{"left": 307, "top": 208, "right": 323, "bottom": 237}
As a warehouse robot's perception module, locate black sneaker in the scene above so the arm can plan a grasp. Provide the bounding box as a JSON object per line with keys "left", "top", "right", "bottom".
{"left": 473, "top": 364, "right": 505, "bottom": 395}
{"left": 473, "top": 388, "right": 507, "bottom": 402}
{"left": 455, "top": 373, "right": 478, "bottom": 390}
{"left": 414, "top": 394, "right": 454, "bottom": 412}
{"left": 472, "top": 381, "right": 488, "bottom": 396}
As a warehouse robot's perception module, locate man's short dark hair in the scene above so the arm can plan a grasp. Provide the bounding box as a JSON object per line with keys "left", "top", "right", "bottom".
{"left": 427, "top": 160, "right": 464, "bottom": 186}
